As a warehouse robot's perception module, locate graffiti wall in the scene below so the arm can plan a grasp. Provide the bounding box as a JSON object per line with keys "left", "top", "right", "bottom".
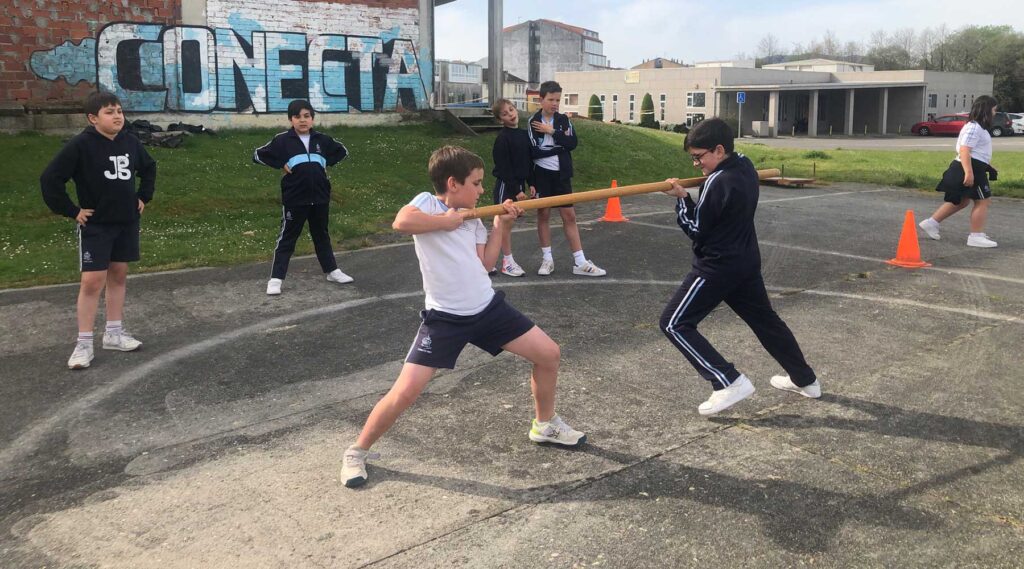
{"left": 6, "top": 0, "right": 429, "bottom": 114}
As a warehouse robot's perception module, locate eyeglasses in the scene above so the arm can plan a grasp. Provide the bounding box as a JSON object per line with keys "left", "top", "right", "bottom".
{"left": 690, "top": 150, "right": 712, "bottom": 164}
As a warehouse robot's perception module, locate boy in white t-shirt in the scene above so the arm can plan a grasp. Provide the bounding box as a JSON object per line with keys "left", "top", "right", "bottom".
{"left": 340, "top": 146, "right": 587, "bottom": 488}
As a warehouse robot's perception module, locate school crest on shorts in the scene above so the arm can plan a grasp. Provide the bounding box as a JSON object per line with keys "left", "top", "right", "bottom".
{"left": 417, "top": 335, "right": 433, "bottom": 353}
{"left": 82, "top": 251, "right": 92, "bottom": 263}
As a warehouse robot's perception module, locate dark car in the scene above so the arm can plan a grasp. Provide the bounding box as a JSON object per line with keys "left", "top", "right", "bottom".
{"left": 990, "top": 112, "right": 1014, "bottom": 137}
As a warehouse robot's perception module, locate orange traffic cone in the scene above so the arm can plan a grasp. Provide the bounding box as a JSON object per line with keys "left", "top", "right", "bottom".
{"left": 599, "top": 180, "right": 629, "bottom": 222}
{"left": 886, "top": 210, "right": 931, "bottom": 268}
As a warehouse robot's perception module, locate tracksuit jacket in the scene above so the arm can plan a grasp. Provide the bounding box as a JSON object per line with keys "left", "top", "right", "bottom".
{"left": 40, "top": 126, "right": 157, "bottom": 224}
{"left": 675, "top": 153, "right": 762, "bottom": 281}
{"left": 253, "top": 128, "right": 348, "bottom": 205}
{"left": 528, "top": 110, "right": 577, "bottom": 179}
{"left": 935, "top": 158, "right": 998, "bottom": 204}
{"left": 492, "top": 126, "right": 534, "bottom": 194}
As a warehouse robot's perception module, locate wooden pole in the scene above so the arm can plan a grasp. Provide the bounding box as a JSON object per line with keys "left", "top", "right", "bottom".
{"left": 463, "top": 168, "right": 781, "bottom": 219}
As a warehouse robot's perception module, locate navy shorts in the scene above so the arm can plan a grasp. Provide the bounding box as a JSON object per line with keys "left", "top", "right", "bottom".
{"left": 532, "top": 167, "right": 573, "bottom": 207}
{"left": 78, "top": 219, "right": 140, "bottom": 272}
{"left": 493, "top": 180, "right": 525, "bottom": 205}
{"left": 406, "top": 290, "right": 536, "bottom": 369}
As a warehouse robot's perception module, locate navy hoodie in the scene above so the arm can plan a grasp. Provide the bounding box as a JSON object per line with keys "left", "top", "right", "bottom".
{"left": 253, "top": 128, "right": 348, "bottom": 206}
{"left": 40, "top": 126, "right": 156, "bottom": 224}
{"left": 492, "top": 126, "right": 534, "bottom": 187}
{"left": 675, "top": 153, "right": 761, "bottom": 280}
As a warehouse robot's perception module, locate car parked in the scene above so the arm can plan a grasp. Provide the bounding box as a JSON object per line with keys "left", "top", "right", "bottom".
{"left": 911, "top": 115, "right": 966, "bottom": 136}
{"left": 1008, "top": 112, "right": 1024, "bottom": 135}
{"left": 990, "top": 112, "right": 1014, "bottom": 137}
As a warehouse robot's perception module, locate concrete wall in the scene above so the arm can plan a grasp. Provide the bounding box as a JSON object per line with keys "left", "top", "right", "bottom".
{"left": 504, "top": 20, "right": 604, "bottom": 90}
{"left": 556, "top": 67, "right": 724, "bottom": 125}
{"left": 5, "top": 0, "right": 430, "bottom": 130}
{"left": 502, "top": 25, "right": 531, "bottom": 87}
{"left": 920, "top": 71, "right": 994, "bottom": 116}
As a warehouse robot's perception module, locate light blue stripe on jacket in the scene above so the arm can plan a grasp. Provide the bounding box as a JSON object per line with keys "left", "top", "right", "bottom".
{"left": 285, "top": 153, "right": 327, "bottom": 170}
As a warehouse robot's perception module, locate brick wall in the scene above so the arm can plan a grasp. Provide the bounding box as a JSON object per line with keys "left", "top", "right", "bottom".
{"left": 4, "top": 0, "right": 427, "bottom": 116}
{"left": 1, "top": 0, "right": 181, "bottom": 107}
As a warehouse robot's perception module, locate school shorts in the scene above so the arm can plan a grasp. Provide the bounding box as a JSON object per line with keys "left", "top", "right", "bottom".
{"left": 493, "top": 180, "right": 526, "bottom": 205}
{"left": 532, "top": 167, "right": 573, "bottom": 207}
{"left": 405, "top": 290, "right": 536, "bottom": 369}
{"left": 78, "top": 219, "right": 140, "bottom": 272}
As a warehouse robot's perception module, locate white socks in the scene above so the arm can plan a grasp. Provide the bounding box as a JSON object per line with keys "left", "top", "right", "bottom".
{"left": 77, "top": 331, "right": 93, "bottom": 344}
{"left": 106, "top": 320, "right": 122, "bottom": 336}
{"left": 541, "top": 246, "right": 552, "bottom": 261}
{"left": 572, "top": 250, "right": 587, "bottom": 266}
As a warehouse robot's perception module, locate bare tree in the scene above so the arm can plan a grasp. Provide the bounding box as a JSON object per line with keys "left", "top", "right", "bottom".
{"left": 757, "top": 33, "right": 781, "bottom": 60}
{"left": 821, "top": 29, "right": 839, "bottom": 57}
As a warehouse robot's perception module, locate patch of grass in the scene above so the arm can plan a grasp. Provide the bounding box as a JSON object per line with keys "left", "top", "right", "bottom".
{"left": 3, "top": 120, "right": 1023, "bottom": 288}
{"left": 802, "top": 150, "right": 831, "bottom": 160}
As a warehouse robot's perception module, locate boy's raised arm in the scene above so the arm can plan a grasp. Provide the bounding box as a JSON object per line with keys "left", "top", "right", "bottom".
{"left": 253, "top": 135, "right": 286, "bottom": 169}
{"left": 40, "top": 142, "right": 82, "bottom": 219}
{"left": 392, "top": 204, "right": 465, "bottom": 235}
{"left": 324, "top": 136, "right": 349, "bottom": 166}
{"left": 551, "top": 119, "right": 578, "bottom": 151}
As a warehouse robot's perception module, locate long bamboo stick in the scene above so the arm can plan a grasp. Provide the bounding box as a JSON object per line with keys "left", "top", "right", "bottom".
{"left": 463, "top": 169, "right": 781, "bottom": 219}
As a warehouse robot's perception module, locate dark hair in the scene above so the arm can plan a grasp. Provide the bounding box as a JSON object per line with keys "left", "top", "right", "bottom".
{"left": 287, "top": 99, "right": 315, "bottom": 119}
{"left": 84, "top": 91, "right": 121, "bottom": 116}
{"left": 683, "top": 117, "right": 734, "bottom": 154}
{"left": 428, "top": 146, "right": 485, "bottom": 194}
{"left": 491, "top": 98, "right": 514, "bottom": 119}
{"left": 967, "top": 95, "right": 997, "bottom": 130}
{"left": 539, "top": 81, "right": 562, "bottom": 98}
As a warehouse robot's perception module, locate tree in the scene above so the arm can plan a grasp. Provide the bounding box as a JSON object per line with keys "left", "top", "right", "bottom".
{"left": 587, "top": 94, "right": 603, "bottom": 121}
{"left": 639, "top": 93, "right": 658, "bottom": 128}
{"left": 757, "top": 33, "right": 781, "bottom": 61}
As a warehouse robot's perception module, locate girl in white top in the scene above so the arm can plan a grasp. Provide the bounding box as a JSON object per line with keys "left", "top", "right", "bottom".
{"left": 919, "top": 95, "right": 1000, "bottom": 248}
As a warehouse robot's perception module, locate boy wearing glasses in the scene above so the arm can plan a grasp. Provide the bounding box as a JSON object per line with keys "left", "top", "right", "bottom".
{"left": 660, "top": 118, "right": 821, "bottom": 415}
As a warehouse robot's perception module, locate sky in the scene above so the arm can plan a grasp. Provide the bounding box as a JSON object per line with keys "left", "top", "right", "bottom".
{"left": 434, "top": 0, "right": 1020, "bottom": 68}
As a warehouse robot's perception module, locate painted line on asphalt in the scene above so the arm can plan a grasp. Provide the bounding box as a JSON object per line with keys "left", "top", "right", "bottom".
{"left": 3, "top": 278, "right": 1022, "bottom": 478}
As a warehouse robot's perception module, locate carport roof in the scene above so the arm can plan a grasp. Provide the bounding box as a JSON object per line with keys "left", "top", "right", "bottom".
{"left": 716, "top": 81, "right": 926, "bottom": 92}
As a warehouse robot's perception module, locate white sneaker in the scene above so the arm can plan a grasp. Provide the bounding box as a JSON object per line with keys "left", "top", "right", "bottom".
{"left": 769, "top": 375, "right": 822, "bottom": 398}
{"left": 67, "top": 342, "right": 94, "bottom": 369}
{"left": 572, "top": 260, "right": 607, "bottom": 277}
{"left": 340, "top": 446, "right": 379, "bottom": 488}
{"left": 538, "top": 258, "right": 554, "bottom": 276}
{"left": 326, "top": 269, "right": 354, "bottom": 284}
{"left": 918, "top": 218, "right": 940, "bottom": 240}
{"left": 266, "top": 278, "right": 283, "bottom": 295}
{"left": 698, "top": 375, "right": 755, "bottom": 415}
{"left": 529, "top": 415, "right": 587, "bottom": 447}
{"left": 501, "top": 259, "right": 526, "bottom": 277}
{"left": 967, "top": 234, "right": 997, "bottom": 248}
{"left": 103, "top": 331, "right": 142, "bottom": 351}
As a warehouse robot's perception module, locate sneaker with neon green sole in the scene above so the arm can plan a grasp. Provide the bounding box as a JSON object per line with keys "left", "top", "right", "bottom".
{"left": 529, "top": 415, "right": 586, "bottom": 447}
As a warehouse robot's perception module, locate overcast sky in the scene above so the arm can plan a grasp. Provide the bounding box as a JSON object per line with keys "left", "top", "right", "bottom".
{"left": 434, "top": 0, "right": 1020, "bottom": 67}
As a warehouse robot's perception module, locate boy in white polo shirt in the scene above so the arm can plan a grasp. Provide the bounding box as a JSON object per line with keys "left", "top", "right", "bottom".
{"left": 340, "top": 146, "right": 586, "bottom": 488}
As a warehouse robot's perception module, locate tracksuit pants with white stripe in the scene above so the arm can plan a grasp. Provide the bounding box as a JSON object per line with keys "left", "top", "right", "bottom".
{"left": 271, "top": 203, "right": 338, "bottom": 279}
{"left": 660, "top": 271, "right": 816, "bottom": 390}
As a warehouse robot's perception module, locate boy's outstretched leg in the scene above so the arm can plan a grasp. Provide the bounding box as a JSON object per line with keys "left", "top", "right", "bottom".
{"left": 501, "top": 326, "right": 586, "bottom": 446}
{"left": 69, "top": 270, "right": 105, "bottom": 369}
{"left": 342, "top": 363, "right": 436, "bottom": 487}
{"left": 102, "top": 261, "right": 141, "bottom": 352}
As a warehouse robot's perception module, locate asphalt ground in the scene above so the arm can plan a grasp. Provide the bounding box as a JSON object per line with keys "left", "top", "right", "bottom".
{"left": 1, "top": 181, "right": 1022, "bottom": 568}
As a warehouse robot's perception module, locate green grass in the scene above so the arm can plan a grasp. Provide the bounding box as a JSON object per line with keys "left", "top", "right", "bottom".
{"left": 2, "top": 120, "right": 1023, "bottom": 288}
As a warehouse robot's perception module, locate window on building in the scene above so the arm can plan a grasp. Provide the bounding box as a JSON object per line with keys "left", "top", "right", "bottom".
{"left": 659, "top": 93, "right": 666, "bottom": 121}
{"left": 612, "top": 94, "right": 618, "bottom": 120}
{"left": 928, "top": 94, "right": 938, "bottom": 108}
{"left": 962, "top": 94, "right": 967, "bottom": 108}
{"left": 686, "top": 91, "right": 706, "bottom": 108}
{"left": 629, "top": 94, "right": 635, "bottom": 121}
{"left": 685, "top": 113, "right": 705, "bottom": 127}
{"left": 563, "top": 93, "right": 579, "bottom": 106}
{"left": 945, "top": 94, "right": 950, "bottom": 108}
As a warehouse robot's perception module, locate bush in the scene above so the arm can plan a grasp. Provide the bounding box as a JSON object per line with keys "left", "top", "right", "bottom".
{"left": 672, "top": 123, "right": 689, "bottom": 134}
{"left": 640, "top": 93, "right": 657, "bottom": 128}
{"left": 588, "top": 94, "right": 603, "bottom": 121}
{"left": 803, "top": 150, "right": 831, "bottom": 160}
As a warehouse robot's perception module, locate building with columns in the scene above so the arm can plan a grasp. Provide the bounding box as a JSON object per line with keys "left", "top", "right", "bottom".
{"left": 555, "top": 60, "right": 992, "bottom": 136}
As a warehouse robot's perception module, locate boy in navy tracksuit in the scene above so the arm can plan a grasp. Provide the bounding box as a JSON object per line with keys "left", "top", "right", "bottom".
{"left": 41, "top": 92, "right": 156, "bottom": 370}
{"left": 490, "top": 97, "right": 533, "bottom": 277}
{"left": 529, "top": 81, "right": 605, "bottom": 277}
{"left": 254, "top": 99, "right": 353, "bottom": 295}
{"left": 660, "top": 118, "right": 821, "bottom": 415}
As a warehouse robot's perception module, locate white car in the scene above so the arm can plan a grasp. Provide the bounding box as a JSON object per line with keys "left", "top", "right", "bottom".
{"left": 1009, "top": 113, "right": 1024, "bottom": 135}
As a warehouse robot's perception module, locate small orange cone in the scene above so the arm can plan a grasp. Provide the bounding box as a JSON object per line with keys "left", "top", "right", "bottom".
{"left": 599, "top": 180, "right": 629, "bottom": 222}
{"left": 886, "top": 210, "right": 931, "bottom": 268}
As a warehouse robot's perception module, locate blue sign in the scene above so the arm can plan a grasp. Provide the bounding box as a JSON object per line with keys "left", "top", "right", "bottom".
{"left": 737, "top": 91, "right": 746, "bottom": 104}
